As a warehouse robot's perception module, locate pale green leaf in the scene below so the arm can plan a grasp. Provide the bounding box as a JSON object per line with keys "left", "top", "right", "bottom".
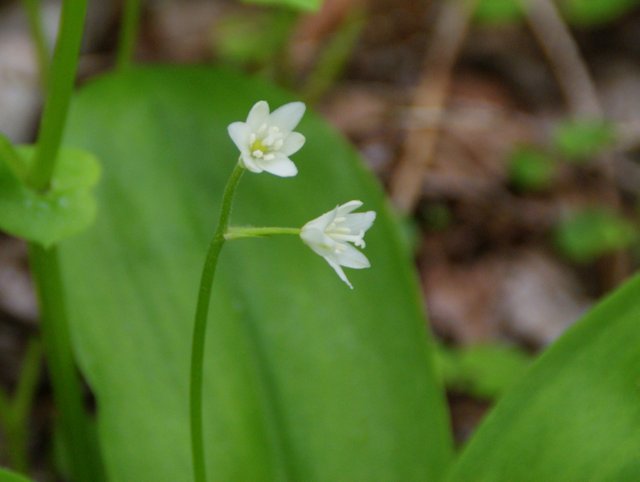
{"left": 0, "top": 146, "right": 100, "bottom": 247}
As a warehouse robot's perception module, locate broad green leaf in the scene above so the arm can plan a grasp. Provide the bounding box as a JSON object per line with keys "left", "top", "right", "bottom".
{"left": 0, "top": 146, "right": 100, "bottom": 247}
{"left": 446, "top": 274, "right": 640, "bottom": 481}
{"left": 240, "top": 0, "right": 321, "bottom": 12}
{"left": 60, "top": 67, "right": 452, "bottom": 481}
{"left": 0, "top": 468, "right": 31, "bottom": 482}
{"left": 555, "top": 207, "right": 637, "bottom": 263}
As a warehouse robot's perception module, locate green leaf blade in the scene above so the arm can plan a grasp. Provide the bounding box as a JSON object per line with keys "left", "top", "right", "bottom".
{"left": 0, "top": 468, "right": 31, "bottom": 482}
{"left": 446, "top": 275, "right": 640, "bottom": 482}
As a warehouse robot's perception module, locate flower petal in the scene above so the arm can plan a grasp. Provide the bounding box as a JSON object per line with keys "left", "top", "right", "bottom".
{"left": 281, "top": 132, "right": 306, "bottom": 156}
{"left": 336, "top": 200, "right": 364, "bottom": 216}
{"left": 239, "top": 152, "right": 262, "bottom": 173}
{"left": 345, "top": 211, "right": 376, "bottom": 233}
{"left": 302, "top": 205, "right": 339, "bottom": 232}
{"left": 269, "top": 102, "right": 306, "bottom": 133}
{"left": 246, "top": 100, "right": 270, "bottom": 130}
{"left": 300, "top": 227, "right": 335, "bottom": 257}
{"left": 258, "top": 155, "right": 298, "bottom": 177}
{"left": 325, "top": 257, "right": 353, "bottom": 289}
{"left": 334, "top": 244, "right": 370, "bottom": 269}
{"left": 227, "top": 122, "right": 250, "bottom": 152}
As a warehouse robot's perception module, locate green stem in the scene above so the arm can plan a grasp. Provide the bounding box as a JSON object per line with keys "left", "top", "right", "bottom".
{"left": 29, "top": 244, "right": 102, "bottom": 482}
{"left": 116, "top": 0, "right": 142, "bottom": 70}
{"left": 5, "top": 338, "right": 43, "bottom": 473}
{"left": 13, "top": 338, "right": 42, "bottom": 427}
{"left": 20, "top": 0, "right": 50, "bottom": 89}
{"left": 26, "top": 0, "right": 88, "bottom": 191}
{"left": 0, "top": 385, "right": 12, "bottom": 465}
{"left": 224, "top": 226, "right": 300, "bottom": 240}
{"left": 190, "top": 163, "right": 245, "bottom": 482}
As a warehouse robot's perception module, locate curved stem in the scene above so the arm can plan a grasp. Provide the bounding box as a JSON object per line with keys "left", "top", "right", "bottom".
{"left": 20, "top": 0, "right": 50, "bottom": 89}
{"left": 224, "top": 226, "right": 300, "bottom": 240}
{"left": 116, "top": 0, "right": 142, "bottom": 70}
{"left": 27, "top": 0, "right": 88, "bottom": 191}
{"left": 29, "top": 244, "right": 103, "bottom": 481}
{"left": 190, "top": 163, "right": 245, "bottom": 482}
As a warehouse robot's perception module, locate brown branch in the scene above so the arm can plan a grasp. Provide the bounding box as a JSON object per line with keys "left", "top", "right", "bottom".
{"left": 389, "top": 0, "right": 479, "bottom": 214}
{"left": 524, "top": 0, "right": 602, "bottom": 117}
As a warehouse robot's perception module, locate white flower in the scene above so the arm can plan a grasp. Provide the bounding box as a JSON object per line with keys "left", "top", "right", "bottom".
{"left": 227, "top": 100, "right": 306, "bottom": 177}
{"left": 300, "top": 200, "right": 376, "bottom": 289}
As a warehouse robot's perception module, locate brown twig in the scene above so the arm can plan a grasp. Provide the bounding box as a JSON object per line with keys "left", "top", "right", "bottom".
{"left": 389, "top": 0, "right": 480, "bottom": 214}
{"left": 524, "top": 0, "right": 602, "bottom": 117}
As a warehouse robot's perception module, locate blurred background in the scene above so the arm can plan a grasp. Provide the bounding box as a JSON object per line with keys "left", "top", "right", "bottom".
{"left": 1, "top": 0, "right": 639, "bottom": 476}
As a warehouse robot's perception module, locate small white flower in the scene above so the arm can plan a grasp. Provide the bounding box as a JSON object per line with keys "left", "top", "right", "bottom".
{"left": 227, "top": 100, "right": 306, "bottom": 177}
{"left": 300, "top": 200, "right": 376, "bottom": 289}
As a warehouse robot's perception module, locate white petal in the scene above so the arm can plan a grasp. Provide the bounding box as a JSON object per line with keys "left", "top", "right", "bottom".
{"left": 258, "top": 155, "right": 298, "bottom": 177}
{"left": 345, "top": 211, "right": 376, "bottom": 233}
{"left": 239, "top": 152, "right": 262, "bottom": 173}
{"left": 281, "top": 132, "right": 306, "bottom": 156}
{"left": 325, "top": 257, "right": 353, "bottom": 289}
{"left": 227, "top": 122, "right": 250, "bottom": 151}
{"left": 337, "top": 200, "right": 364, "bottom": 216}
{"left": 246, "top": 101, "right": 270, "bottom": 130}
{"left": 302, "top": 206, "right": 339, "bottom": 232}
{"left": 334, "top": 244, "right": 370, "bottom": 269}
{"left": 269, "top": 102, "right": 306, "bottom": 133}
{"left": 300, "top": 227, "right": 335, "bottom": 257}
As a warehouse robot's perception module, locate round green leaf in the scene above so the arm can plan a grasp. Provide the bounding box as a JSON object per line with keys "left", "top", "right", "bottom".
{"left": 0, "top": 146, "right": 100, "bottom": 247}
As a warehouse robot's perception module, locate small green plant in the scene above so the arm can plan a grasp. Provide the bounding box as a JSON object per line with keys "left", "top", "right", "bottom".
{"left": 559, "top": 0, "right": 640, "bottom": 26}
{"left": 240, "top": 0, "right": 322, "bottom": 12}
{"left": 214, "top": 10, "right": 297, "bottom": 71}
{"left": 553, "top": 119, "right": 616, "bottom": 163}
{"left": 437, "top": 343, "right": 532, "bottom": 399}
{"left": 508, "top": 146, "right": 556, "bottom": 192}
{"left": 474, "top": 0, "right": 640, "bottom": 26}
{"left": 474, "top": 0, "right": 524, "bottom": 25}
{"left": 555, "top": 208, "right": 637, "bottom": 263}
